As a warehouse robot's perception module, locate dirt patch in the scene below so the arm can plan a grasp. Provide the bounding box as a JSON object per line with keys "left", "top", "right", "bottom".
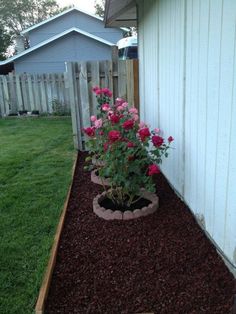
{"left": 45, "top": 152, "right": 235, "bottom": 314}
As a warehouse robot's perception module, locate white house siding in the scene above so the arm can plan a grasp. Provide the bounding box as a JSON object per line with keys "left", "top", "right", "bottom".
{"left": 137, "top": 0, "right": 236, "bottom": 267}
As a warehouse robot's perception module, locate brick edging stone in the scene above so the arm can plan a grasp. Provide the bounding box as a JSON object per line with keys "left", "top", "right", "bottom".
{"left": 93, "top": 189, "right": 159, "bottom": 220}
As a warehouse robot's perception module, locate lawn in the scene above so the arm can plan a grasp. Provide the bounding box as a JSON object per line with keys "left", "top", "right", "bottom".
{"left": 0, "top": 117, "right": 75, "bottom": 314}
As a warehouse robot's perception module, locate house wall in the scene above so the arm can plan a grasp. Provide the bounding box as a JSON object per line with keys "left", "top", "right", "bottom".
{"left": 28, "top": 10, "right": 124, "bottom": 46}
{"left": 14, "top": 32, "right": 112, "bottom": 73}
{"left": 137, "top": 0, "right": 236, "bottom": 267}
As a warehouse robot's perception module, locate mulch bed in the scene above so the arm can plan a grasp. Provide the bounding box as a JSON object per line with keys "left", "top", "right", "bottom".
{"left": 45, "top": 152, "right": 235, "bottom": 314}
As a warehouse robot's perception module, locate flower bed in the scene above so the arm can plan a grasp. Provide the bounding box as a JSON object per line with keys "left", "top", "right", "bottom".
{"left": 45, "top": 152, "right": 235, "bottom": 314}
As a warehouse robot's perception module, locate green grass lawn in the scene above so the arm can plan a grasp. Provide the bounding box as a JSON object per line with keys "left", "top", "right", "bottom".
{"left": 0, "top": 117, "right": 75, "bottom": 314}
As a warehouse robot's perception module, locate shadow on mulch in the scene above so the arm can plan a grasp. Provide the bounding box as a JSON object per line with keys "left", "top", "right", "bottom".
{"left": 45, "top": 152, "right": 235, "bottom": 314}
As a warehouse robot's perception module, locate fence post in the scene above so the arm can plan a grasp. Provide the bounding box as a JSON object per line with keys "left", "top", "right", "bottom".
{"left": 78, "top": 61, "right": 90, "bottom": 130}
{"left": 15, "top": 74, "right": 23, "bottom": 111}
{"left": 133, "top": 59, "right": 139, "bottom": 110}
{"left": 118, "top": 60, "right": 127, "bottom": 99}
{"left": 1, "top": 76, "right": 10, "bottom": 115}
{"left": 0, "top": 77, "right": 5, "bottom": 116}
{"left": 66, "top": 62, "right": 82, "bottom": 150}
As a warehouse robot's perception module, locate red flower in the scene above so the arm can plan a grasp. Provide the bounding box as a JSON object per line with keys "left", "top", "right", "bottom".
{"left": 168, "top": 136, "right": 174, "bottom": 143}
{"left": 101, "top": 88, "right": 112, "bottom": 97}
{"left": 152, "top": 135, "right": 164, "bottom": 147}
{"left": 108, "top": 130, "right": 121, "bottom": 142}
{"left": 148, "top": 164, "right": 160, "bottom": 176}
{"left": 83, "top": 127, "right": 95, "bottom": 137}
{"left": 103, "top": 142, "right": 109, "bottom": 151}
{"left": 127, "top": 141, "right": 135, "bottom": 148}
{"left": 138, "top": 127, "right": 151, "bottom": 141}
{"left": 92, "top": 86, "right": 99, "bottom": 92}
{"left": 123, "top": 119, "right": 134, "bottom": 130}
{"left": 110, "top": 114, "right": 120, "bottom": 124}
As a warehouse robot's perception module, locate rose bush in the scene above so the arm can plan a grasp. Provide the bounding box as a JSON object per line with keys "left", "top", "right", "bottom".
{"left": 83, "top": 86, "right": 174, "bottom": 208}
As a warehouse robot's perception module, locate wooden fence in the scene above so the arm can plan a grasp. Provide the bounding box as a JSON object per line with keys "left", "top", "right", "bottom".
{"left": 0, "top": 73, "right": 70, "bottom": 116}
{"left": 0, "top": 60, "right": 139, "bottom": 149}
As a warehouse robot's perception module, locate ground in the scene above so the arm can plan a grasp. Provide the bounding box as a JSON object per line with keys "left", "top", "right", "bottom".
{"left": 0, "top": 117, "right": 75, "bottom": 314}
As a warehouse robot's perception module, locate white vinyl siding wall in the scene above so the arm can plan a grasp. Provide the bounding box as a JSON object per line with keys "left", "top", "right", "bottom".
{"left": 137, "top": 0, "right": 236, "bottom": 267}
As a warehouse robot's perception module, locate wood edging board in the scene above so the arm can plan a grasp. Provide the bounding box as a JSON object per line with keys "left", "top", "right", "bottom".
{"left": 35, "top": 152, "right": 78, "bottom": 314}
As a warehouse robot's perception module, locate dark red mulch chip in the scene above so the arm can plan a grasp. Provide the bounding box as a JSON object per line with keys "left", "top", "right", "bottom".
{"left": 45, "top": 152, "right": 235, "bottom": 314}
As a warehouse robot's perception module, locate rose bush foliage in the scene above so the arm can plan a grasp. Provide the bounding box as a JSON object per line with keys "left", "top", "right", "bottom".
{"left": 83, "top": 87, "right": 174, "bottom": 208}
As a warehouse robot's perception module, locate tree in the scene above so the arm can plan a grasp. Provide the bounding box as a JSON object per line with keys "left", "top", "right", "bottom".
{"left": 94, "top": 0, "right": 136, "bottom": 37}
{"left": 0, "top": 25, "right": 12, "bottom": 60}
{"left": 0, "top": 0, "right": 72, "bottom": 55}
{"left": 94, "top": 0, "right": 105, "bottom": 18}
{"left": 0, "top": 0, "right": 61, "bottom": 36}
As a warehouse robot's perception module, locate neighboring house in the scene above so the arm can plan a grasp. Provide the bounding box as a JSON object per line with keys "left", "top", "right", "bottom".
{"left": 0, "top": 7, "right": 125, "bottom": 74}
{"left": 105, "top": 0, "right": 236, "bottom": 272}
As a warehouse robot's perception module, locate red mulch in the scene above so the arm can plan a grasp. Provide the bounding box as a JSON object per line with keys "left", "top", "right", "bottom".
{"left": 45, "top": 152, "right": 235, "bottom": 314}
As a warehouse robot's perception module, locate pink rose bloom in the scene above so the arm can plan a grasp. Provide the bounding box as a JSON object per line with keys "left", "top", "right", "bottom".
{"left": 148, "top": 164, "right": 160, "bottom": 176}
{"left": 92, "top": 86, "right": 99, "bottom": 92}
{"left": 127, "top": 141, "right": 135, "bottom": 148}
{"left": 133, "top": 114, "right": 139, "bottom": 121}
{"left": 152, "top": 135, "right": 164, "bottom": 147}
{"left": 154, "top": 128, "right": 160, "bottom": 134}
{"left": 123, "top": 119, "right": 134, "bottom": 130}
{"left": 115, "top": 97, "right": 126, "bottom": 106}
{"left": 94, "top": 118, "right": 103, "bottom": 129}
{"left": 168, "top": 136, "right": 174, "bottom": 143}
{"left": 110, "top": 114, "right": 120, "bottom": 124}
{"left": 90, "top": 115, "right": 97, "bottom": 122}
{"left": 117, "top": 105, "right": 124, "bottom": 111}
{"left": 129, "top": 107, "right": 138, "bottom": 114}
{"left": 101, "top": 88, "right": 112, "bottom": 97}
{"left": 139, "top": 121, "right": 146, "bottom": 129}
{"left": 138, "top": 127, "right": 151, "bottom": 141}
{"left": 104, "top": 142, "right": 109, "bottom": 151}
{"left": 102, "top": 103, "right": 111, "bottom": 111}
{"left": 122, "top": 102, "right": 128, "bottom": 108}
{"left": 83, "top": 127, "right": 95, "bottom": 137}
{"left": 108, "top": 130, "right": 121, "bottom": 142}
{"left": 95, "top": 89, "right": 102, "bottom": 95}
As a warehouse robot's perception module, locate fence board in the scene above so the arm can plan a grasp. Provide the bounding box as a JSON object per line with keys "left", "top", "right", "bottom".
{"left": 0, "top": 77, "right": 5, "bottom": 116}
{"left": 79, "top": 62, "right": 90, "bottom": 130}
{"left": 1, "top": 76, "right": 10, "bottom": 115}
{"left": 27, "top": 74, "right": 34, "bottom": 111}
{"left": 15, "top": 74, "right": 23, "bottom": 111}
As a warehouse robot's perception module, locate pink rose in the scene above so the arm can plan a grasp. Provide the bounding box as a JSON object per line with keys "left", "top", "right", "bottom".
{"left": 139, "top": 121, "right": 146, "bottom": 129}
{"left": 115, "top": 97, "right": 126, "bottom": 106}
{"left": 83, "top": 127, "right": 95, "bottom": 137}
{"left": 108, "top": 130, "right": 121, "bottom": 142}
{"left": 154, "top": 128, "right": 160, "bottom": 134}
{"left": 138, "top": 127, "right": 151, "bottom": 141}
{"left": 94, "top": 118, "right": 103, "bottom": 129}
{"left": 152, "top": 135, "right": 164, "bottom": 147}
{"left": 92, "top": 86, "right": 99, "bottom": 92}
{"left": 127, "top": 141, "right": 135, "bottom": 148}
{"left": 104, "top": 142, "right": 109, "bottom": 151}
{"left": 122, "top": 102, "right": 128, "bottom": 108}
{"left": 148, "top": 164, "right": 160, "bottom": 176}
{"left": 101, "top": 88, "right": 112, "bottom": 97}
{"left": 123, "top": 119, "right": 134, "bottom": 130}
{"left": 110, "top": 114, "right": 120, "bottom": 124}
{"left": 117, "top": 105, "right": 124, "bottom": 111}
{"left": 168, "top": 136, "right": 174, "bottom": 143}
{"left": 95, "top": 89, "right": 102, "bottom": 95}
{"left": 102, "top": 103, "right": 111, "bottom": 111}
{"left": 90, "top": 115, "right": 96, "bottom": 122}
{"left": 133, "top": 114, "right": 139, "bottom": 121}
{"left": 129, "top": 107, "right": 138, "bottom": 114}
